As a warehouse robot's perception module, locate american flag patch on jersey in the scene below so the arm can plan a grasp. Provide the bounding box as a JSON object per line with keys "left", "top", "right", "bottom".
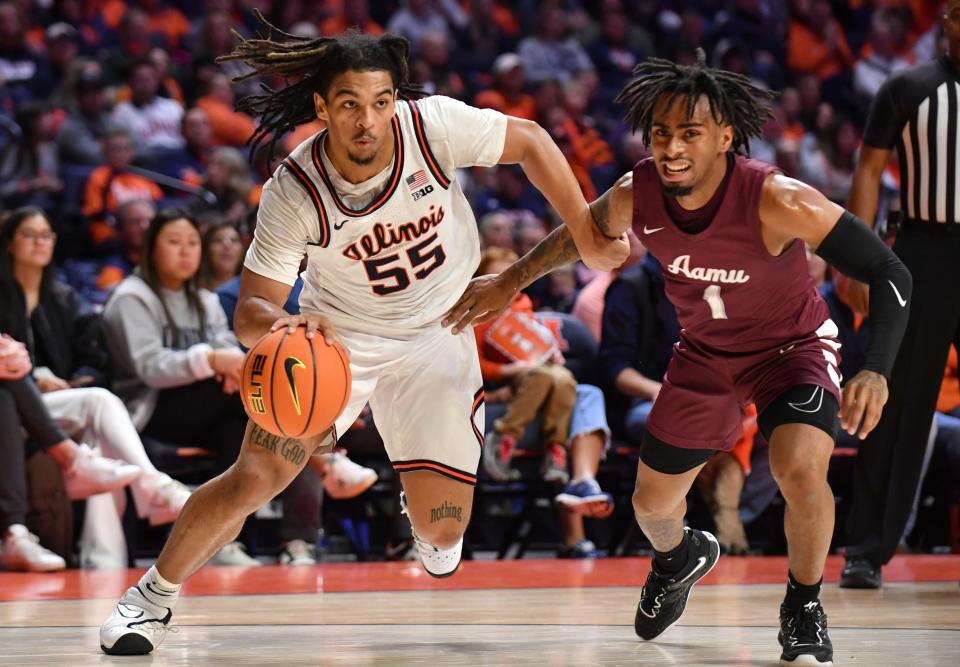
{"left": 406, "top": 170, "right": 429, "bottom": 190}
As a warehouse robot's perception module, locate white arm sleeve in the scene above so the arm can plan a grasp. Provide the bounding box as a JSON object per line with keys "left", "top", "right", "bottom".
{"left": 243, "top": 171, "right": 313, "bottom": 286}
{"left": 416, "top": 95, "right": 509, "bottom": 169}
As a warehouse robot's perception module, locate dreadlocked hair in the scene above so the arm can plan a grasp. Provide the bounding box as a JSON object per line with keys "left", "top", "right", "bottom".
{"left": 615, "top": 49, "right": 777, "bottom": 155}
{"left": 217, "top": 10, "right": 423, "bottom": 161}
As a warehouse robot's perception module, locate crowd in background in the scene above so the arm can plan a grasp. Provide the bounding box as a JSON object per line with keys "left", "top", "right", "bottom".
{"left": 0, "top": 0, "right": 957, "bottom": 570}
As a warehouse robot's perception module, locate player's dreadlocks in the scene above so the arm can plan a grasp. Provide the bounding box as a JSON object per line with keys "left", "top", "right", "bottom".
{"left": 217, "top": 10, "right": 422, "bottom": 160}
{"left": 615, "top": 49, "right": 776, "bottom": 155}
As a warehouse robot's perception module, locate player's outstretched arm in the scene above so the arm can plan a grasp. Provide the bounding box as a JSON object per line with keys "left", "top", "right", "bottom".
{"left": 498, "top": 117, "right": 628, "bottom": 271}
{"left": 443, "top": 175, "right": 633, "bottom": 333}
{"left": 760, "top": 174, "right": 912, "bottom": 440}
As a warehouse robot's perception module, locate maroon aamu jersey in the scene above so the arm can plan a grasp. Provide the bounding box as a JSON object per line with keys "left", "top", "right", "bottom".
{"left": 632, "top": 155, "right": 832, "bottom": 355}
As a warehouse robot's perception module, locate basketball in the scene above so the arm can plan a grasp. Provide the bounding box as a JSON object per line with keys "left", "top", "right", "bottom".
{"left": 240, "top": 327, "right": 351, "bottom": 439}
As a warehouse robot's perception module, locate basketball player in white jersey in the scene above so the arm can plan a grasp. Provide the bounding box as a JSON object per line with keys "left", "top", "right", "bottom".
{"left": 100, "top": 22, "right": 628, "bottom": 655}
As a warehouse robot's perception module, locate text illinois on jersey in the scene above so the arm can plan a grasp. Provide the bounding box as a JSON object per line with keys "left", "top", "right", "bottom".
{"left": 341, "top": 205, "right": 446, "bottom": 261}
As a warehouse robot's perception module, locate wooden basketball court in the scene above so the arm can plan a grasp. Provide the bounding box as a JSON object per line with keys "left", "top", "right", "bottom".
{"left": 1, "top": 555, "right": 957, "bottom": 665}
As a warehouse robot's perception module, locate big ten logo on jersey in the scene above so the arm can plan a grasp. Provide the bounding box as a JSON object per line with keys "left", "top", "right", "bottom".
{"left": 341, "top": 204, "right": 447, "bottom": 296}
{"left": 406, "top": 169, "right": 434, "bottom": 201}
{"left": 247, "top": 353, "right": 267, "bottom": 413}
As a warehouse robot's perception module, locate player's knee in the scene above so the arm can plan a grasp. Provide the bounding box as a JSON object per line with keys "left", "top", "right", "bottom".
{"left": 632, "top": 486, "right": 673, "bottom": 519}
{"left": 770, "top": 457, "right": 826, "bottom": 499}
{"left": 414, "top": 520, "right": 465, "bottom": 550}
{"left": 225, "top": 461, "right": 284, "bottom": 510}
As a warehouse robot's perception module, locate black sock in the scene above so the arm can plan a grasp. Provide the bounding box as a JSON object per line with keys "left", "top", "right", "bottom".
{"left": 653, "top": 533, "right": 690, "bottom": 576}
{"left": 783, "top": 571, "right": 822, "bottom": 611}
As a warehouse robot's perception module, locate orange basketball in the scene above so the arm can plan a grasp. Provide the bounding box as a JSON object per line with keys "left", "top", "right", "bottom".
{"left": 240, "top": 327, "right": 351, "bottom": 439}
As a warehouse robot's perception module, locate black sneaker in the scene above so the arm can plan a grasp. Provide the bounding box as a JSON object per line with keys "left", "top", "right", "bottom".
{"left": 778, "top": 600, "right": 833, "bottom": 666}
{"left": 838, "top": 556, "right": 881, "bottom": 589}
{"left": 634, "top": 528, "right": 720, "bottom": 640}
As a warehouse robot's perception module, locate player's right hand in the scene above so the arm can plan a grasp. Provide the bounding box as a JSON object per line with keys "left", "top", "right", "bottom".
{"left": 572, "top": 223, "right": 630, "bottom": 272}
{"left": 443, "top": 273, "right": 516, "bottom": 334}
{"left": 270, "top": 313, "right": 346, "bottom": 352}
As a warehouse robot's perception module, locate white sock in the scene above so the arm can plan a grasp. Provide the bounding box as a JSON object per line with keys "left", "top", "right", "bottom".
{"left": 139, "top": 565, "right": 181, "bottom": 607}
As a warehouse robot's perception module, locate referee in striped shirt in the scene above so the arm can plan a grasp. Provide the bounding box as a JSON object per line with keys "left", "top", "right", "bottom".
{"left": 840, "top": 2, "right": 960, "bottom": 589}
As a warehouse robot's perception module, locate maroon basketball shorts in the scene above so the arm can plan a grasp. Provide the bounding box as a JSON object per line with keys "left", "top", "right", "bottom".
{"left": 646, "top": 320, "right": 843, "bottom": 453}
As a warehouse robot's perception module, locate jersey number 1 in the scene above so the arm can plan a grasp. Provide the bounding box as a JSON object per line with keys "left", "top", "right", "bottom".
{"left": 702, "top": 285, "right": 728, "bottom": 319}
{"left": 363, "top": 233, "right": 446, "bottom": 296}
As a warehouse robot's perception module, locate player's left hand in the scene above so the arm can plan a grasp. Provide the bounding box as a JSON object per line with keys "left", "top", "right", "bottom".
{"left": 839, "top": 369, "right": 888, "bottom": 440}
{"left": 443, "top": 273, "right": 517, "bottom": 334}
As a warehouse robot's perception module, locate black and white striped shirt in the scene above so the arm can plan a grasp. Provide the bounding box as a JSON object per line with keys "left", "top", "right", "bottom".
{"left": 864, "top": 56, "right": 960, "bottom": 226}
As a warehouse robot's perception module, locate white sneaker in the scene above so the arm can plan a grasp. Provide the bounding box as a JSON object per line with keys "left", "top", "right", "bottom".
{"left": 322, "top": 452, "right": 377, "bottom": 499}
{"left": 278, "top": 539, "right": 316, "bottom": 566}
{"left": 207, "top": 541, "right": 261, "bottom": 567}
{"left": 100, "top": 585, "right": 172, "bottom": 655}
{"left": 0, "top": 524, "right": 66, "bottom": 571}
{"left": 64, "top": 444, "right": 142, "bottom": 500}
{"left": 145, "top": 477, "right": 191, "bottom": 527}
{"left": 399, "top": 491, "right": 462, "bottom": 578}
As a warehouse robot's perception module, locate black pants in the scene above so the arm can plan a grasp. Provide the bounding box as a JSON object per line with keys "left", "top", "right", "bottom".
{"left": 143, "top": 379, "right": 247, "bottom": 474}
{"left": 0, "top": 377, "right": 68, "bottom": 529}
{"left": 846, "top": 225, "right": 960, "bottom": 565}
{"left": 143, "top": 378, "right": 323, "bottom": 543}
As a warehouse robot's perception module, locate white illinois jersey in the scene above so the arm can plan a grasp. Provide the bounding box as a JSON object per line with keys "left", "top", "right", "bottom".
{"left": 245, "top": 95, "right": 508, "bottom": 337}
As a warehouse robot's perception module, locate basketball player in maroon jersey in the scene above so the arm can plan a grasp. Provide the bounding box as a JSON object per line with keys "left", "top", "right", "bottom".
{"left": 445, "top": 52, "right": 912, "bottom": 666}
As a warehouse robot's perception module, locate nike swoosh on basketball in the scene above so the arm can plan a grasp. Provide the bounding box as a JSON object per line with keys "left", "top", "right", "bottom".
{"left": 283, "top": 357, "right": 306, "bottom": 416}
{"left": 334, "top": 220, "right": 348, "bottom": 230}
{"left": 643, "top": 226, "right": 664, "bottom": 234}
{"left": 888, "top": 280, "right": 907, "bottom": 307}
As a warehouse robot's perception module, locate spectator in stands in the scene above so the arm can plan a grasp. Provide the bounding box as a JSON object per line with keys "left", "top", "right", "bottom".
{"left": 474, "top": 53, "right": 537, "bottom": 121}
{"left": 386, "top": 0, "right": 467, "bottom": 51}
{"left": 800, "top": 118, "right": 860, "bottom": 202}
{"left": 57, "top": 68, "right": 110, "bottom": 166}
{"left": 412, "top": 31, "right": 465, "bottom": 99}
{"left": 517, "top": 4, "right": 595, "bottom": 84}
{"left": 195, "top": 72, "right": 257, "bottom": 148}
{"left": 321, "top": 0, "right": 384, "bottom": 36}
{"left": 82, "top": 127, "right": 163, "bottom": 249}
{"left": 68, "top": 199, "right": 156, "bottom": 305}
{"left": 1, "top": 206, "right": 192, "bottom": 567}
{"left": 140, "top": 0, "right": 191, "bottom": 51}
{"left": 787, "top": 0, "right": 854, "bottom": 109}
{"left": 571, "top": 229, "right": 646, "bottom": 342}
{"left": 198, "top": 222, "right": 243, "bottom": 291}
{"left": 114, "top": 47, "right": 186, "bottom": 108}
{"left": 156, "top": 107, "right": 211, "bottom": 187}
{"left": 474, "top": 247, "right": 578, "bottom": 485}
{"left": 0, "top": 335, "right": 142, "bottom": 571}
{"left": 110, "top": 58, "right": 184, "bottom": 154}
{"left": 190, "top": 147, "right": 257, "bottom": 229}
{"left": 853, "top": 8, "right": 913, "bottom": 102}
{"left": 586, "top": 7, "right": 643, "bottom": 109}
{"left": 44, "top": 23, "right": 83, "bottom": 108}
{"left": 478, "top": 211, "right": 516, "bottom": 251}
{"left": 0, "top": 1, "right": 54, "bottom": 102}
{"left": 100, "top": 208, "right": 260, "bottom": 566}
{"left": 101, "top": 8, "right": 166, "bottom": 87}
{"left": 0, "top": 102, "right": 63, "bottom": 210}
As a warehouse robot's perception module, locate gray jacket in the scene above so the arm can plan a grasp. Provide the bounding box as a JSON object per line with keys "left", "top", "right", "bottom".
{"left": 101, "top": 274, "right": 239, "bottom": 429}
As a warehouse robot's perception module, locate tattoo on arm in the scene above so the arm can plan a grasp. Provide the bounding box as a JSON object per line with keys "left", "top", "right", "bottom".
{"left": 429, "top": 501, "right": 464, "bottom": 523}
{"left": 589, "top": 189, "right": 613, "bottom": 236}
{"left": 509, "top": 225, "right": 581, "bottom": 290}
{"left": 250, "top": 423, "right": 307, "bottom": 466}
